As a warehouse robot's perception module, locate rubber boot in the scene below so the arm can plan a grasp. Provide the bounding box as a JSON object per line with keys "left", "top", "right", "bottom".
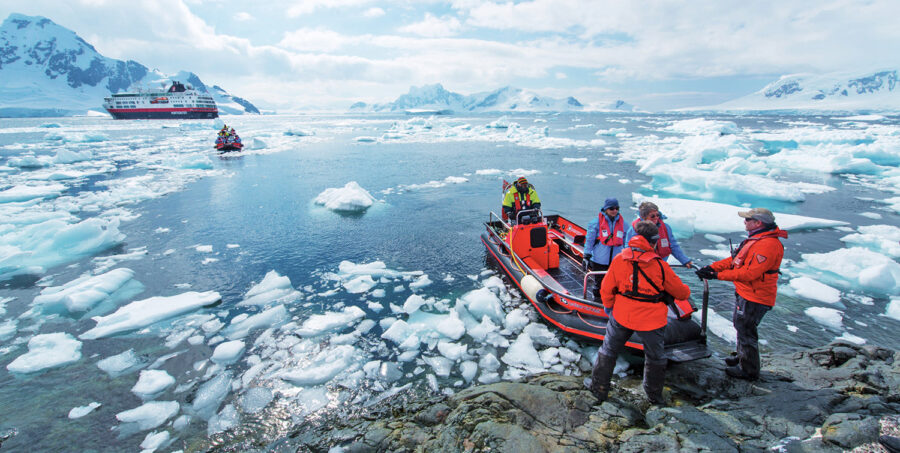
{"left": 642, "top": 360, "right": 667, "bottom": 405}
{"left": 590, "top": 352, "right": 617, "bottom": 401}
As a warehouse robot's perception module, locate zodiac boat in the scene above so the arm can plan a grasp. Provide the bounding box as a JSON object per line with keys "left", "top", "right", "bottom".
{"left": 480, "top": 209, "right": 711, "bottom": 362}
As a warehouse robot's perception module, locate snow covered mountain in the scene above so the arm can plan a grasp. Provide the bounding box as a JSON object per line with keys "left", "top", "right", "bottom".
{"left": 695, "top": 69, "right": 900, "bottom": 112}
{"left": 0, "top": 13, "right": 259, "bottom": 117}
{"left": 349, "top": 84, "right": 585, "bottom": 113}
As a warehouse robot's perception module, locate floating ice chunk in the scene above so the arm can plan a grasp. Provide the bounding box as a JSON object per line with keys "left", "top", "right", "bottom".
{"left": 80, "top": 291, "right": 221, "bottom": 339}
{"left": 1, "top": 217, "right": 125, "bottom": 280}
{"left": 68, "top": 402, "right": 101, "bottom": 419}
{"left": 884, "top": 297, "right": 900, "bottom": 322}
{"left": 423, "top": 355, "right": 453, "bottom": 377}
{"left": 211, "top": 340, "right": 245, "bottom": 364}
{"left": 0, "top": 183, "right": 66, "bottom": 203}
{"left": 239, "top": 270, "right": 301, "bottom": 306}
{"left": 294, "top": 387, "right": 331, "bottom": 417}
{"left": 32, "top": 268, "right": 141, "bottom": 315}
{"left": 223, "top": 305, "right": 288, "bottom": 340}
{"left": 279, "top": 344, "right": 358, "bottom": 385}
{"left": 53, "top": 149, "right": 93, "bottom": 164}
{"left": 132, "top": 369, "right": 176, "bottom": 399}
{"left": 457, "top": 288, "right": 504, "bottom": 324}
{"left": 666, "top": 118, "right": 740, "bottom": 135}
{"left": 208, "top": 404, "right": 239, "bottom": 435}
{"left": 501, "top": 333, "right": 544, "bottom": 370}
{"left": 403, "top": 294, "right": 427, "bottom": 314}
{"left": 295, "top": 306, "right": 365, "bottom": 337}
{"left": 367, "top": 301, "right": 384, "bottom": 312}
{"left": 140, "top": 430, "right": 170, "bottom": 451}
{"left": 191, "top": 372, "right": 232, "bottom": 420}
{"left": 344, "top": 275, "right": 377, "bottom": 293}
{"left": 466, "top": 315, "right": 508, "bottom": 348}
{"left": 409, "top": 274, "right": 432, "bottom": 290}
{"left": 0, "top": 319, "right": 18, "bottom": 341}
{"left": 116, "top": 401, "right": 180, "bottom": 431}
{"left": 337, "top": 260, "right": 404, "bottom": 279}
{"left": 797, "top": 247, "right": 900, "bottom": 295}
{"left": 840, "top": 225, "right": 900, "bottom": 258}
{"left": 478, "top": 372, "right": 500, "bottom": 384}
{"left": 460, "top": 361, "right": 478, "bottom": 382}
{"left": 788, "top": 277, "right": 841, "bottom": 304}
{"left": 504, "top": 308, "right": 530, "bottom": 333}
{"left": 7, "top": 332, "right": 82, "bottom": 373}
{"left": 694, "top": 309, "right": 736, "bottom": 344}
{"left": 314, "top": 181, "right": 376, "bottom": 212}
{"left": 240, "top": 387, "right": 274, "bottom": 414}
{"left": 437, "top": 341, "right": 467, "bottom": 361}
{"left": 195, "top": 245, "right": 213, "bottom": 253}
{"left": 523, "top": 323, "right": 560, "bottom": 347}
{"left": 381, "top": 319, "right": 412, "bottom": 345}
{"left": 563, "top": 157, "right": 588, "bottom": 163}
{"left": 836, "top": 332, "right": 866, "bottom": 345}
{"left": 97, "top": 349, "right": 144, "bottom": 377}
{"left": 631, "top": 194, "right": 847, "bottom": 236}
{"left": 804, "top": 307, "right": 843, "bottom": 329}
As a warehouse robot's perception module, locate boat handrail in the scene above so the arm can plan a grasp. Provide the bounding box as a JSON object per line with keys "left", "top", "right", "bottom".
{"left": 582, "top": 271, "right": 608, "bottom": 299}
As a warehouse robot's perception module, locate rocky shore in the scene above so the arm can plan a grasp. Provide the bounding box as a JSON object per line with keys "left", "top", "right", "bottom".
{"left": 207, "top": 341, "right": 899, "bottom": 452}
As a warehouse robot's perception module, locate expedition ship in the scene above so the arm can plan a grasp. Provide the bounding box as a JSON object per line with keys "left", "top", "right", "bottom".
{"left": 102, "top": 81, "right": 218, "bottom": 119}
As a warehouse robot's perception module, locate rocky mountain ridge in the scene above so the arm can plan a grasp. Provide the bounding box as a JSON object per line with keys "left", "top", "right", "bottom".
{"left": 0, "top": 13, "right": 259, "bottom": 117}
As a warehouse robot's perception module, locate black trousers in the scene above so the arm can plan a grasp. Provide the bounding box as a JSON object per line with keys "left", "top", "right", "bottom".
{"left": 732, "top": 294, "right": 771, "bottom": 377}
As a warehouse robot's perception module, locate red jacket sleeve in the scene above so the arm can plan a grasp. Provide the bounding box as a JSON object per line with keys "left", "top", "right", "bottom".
{"left": 661, "top": 262, "right": 690, "bottom": 300}
{"left": 716, "top": 239, "right": 781, "bottom": 283}
{"left": 710, "top": 256, "right": 733, "bottom": 272}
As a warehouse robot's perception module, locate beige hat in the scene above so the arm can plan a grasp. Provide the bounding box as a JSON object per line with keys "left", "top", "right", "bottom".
{"left": 738, "top": 208, "right": 775, "bottom": 224}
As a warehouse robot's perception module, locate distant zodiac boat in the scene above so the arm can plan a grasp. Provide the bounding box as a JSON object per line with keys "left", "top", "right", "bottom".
{"left": 102, "top": 81, "right": 218, "bottom": 119}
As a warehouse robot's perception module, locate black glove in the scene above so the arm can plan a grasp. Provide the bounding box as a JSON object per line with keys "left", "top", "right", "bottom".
{"left": 695, "top": 266, "right": 717, "bottom": 280}
{"left": 582, "top": 254, "right": 592, "bottom": 271}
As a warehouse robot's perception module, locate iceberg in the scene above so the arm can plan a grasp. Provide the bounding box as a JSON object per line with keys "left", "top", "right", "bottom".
{"left": 314, "top": 181, "right": 376, "bottom": 212}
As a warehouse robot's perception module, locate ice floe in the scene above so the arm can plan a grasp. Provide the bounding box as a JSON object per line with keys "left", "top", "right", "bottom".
{"left": 6, "top": 332, "right": 82, "bottom": 373}
{"left": 31, "top": 268, "right": 143, "bottom": 315}
{"left": 80, "top": 291, "right": 221, "bottom": 339}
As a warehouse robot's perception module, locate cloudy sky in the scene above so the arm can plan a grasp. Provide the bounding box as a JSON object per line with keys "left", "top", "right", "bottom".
{"left": 2, "top": 0, "right": 898, "bottom": 111}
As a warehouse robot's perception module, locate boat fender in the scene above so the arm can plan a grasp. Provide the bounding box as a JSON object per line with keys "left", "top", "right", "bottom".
{"left": 521, "top": 275, "right": 544, "bottom": 302}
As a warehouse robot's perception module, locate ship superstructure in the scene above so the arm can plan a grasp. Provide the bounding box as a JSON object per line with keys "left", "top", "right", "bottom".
{"left": 103, "top": 81, "right": 218, "bottom": 119}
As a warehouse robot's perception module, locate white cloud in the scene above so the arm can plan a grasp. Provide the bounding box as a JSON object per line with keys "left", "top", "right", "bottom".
{"left": 234, "top": 12, "right": 253, "bottom": 21}
{"left": 363, "top": 7, "right": 385, "bottom": 18}
{"left": 286, "top": 0, "right": 375, "bottom": 17}
{"left": 398, "top": 13, "right": 462, "bottom": 38}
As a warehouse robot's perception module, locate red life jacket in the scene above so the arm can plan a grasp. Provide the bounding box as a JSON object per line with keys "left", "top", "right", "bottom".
{"left": 599, "top": 214, "right": 624, "bottom": 246}
{"left": 631, "top": 218, "right": 672, "bottom": 258}
{"left": 513, "top": 190, "right": 532, "bottom": 211}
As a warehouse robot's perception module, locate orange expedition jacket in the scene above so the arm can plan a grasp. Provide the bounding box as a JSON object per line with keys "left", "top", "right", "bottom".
{"left": 710, "top": 228, "right": 787, "bottom": 306}
{"left": 600, "top": 235, "right": 691, "bottom": 331}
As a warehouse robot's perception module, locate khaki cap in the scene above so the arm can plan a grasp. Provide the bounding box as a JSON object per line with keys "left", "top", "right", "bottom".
{"left": 738, "top": 208, "right": 775, "bottom": 224}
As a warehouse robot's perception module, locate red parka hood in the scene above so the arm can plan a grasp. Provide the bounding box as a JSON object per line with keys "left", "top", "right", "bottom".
{"left": 619, "top": 236, "right": 661, "bottom": 263}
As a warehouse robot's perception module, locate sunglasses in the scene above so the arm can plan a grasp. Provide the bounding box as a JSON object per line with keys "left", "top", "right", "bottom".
{"left": 647, "top": 213, "right": 660, "bottom": 219}
{"left": 607, "top": 207, "right": 619, "bottom": 211}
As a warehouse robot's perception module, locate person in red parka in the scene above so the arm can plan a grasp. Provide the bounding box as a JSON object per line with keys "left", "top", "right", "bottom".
{"left": 588, "top": 221, "right": 691, "bottom": 405}
{"left": 696, "top": 207, "right": 788, "bottom": 380}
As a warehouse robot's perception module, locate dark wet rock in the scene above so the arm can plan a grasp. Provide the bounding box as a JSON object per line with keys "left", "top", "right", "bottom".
{"left": 821, "top": 413, "right": 881, "bottom": 449}
{"left": 204, "top": 341, "right": 899, "bottom": 452}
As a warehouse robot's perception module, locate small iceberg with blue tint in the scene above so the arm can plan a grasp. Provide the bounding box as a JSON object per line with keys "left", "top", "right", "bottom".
{"left": 314, "top": 181, "right": 376, "bottom": 212}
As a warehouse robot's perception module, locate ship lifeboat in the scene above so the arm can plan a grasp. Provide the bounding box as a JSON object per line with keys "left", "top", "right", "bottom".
{"left": 480, "top": 208, "right": 711, "bottom": 362}
{"left": 150, "top": 97, "right": 169, "bottom": 104}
